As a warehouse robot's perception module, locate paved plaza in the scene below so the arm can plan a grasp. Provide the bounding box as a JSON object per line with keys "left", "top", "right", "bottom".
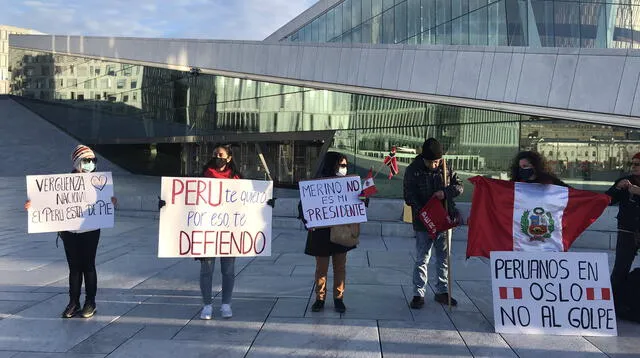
{"left": 1, "top": 97, "right": 640, "bottom": 357}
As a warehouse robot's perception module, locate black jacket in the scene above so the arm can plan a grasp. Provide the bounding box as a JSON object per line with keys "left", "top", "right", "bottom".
{"left": 403, "top": 156, "right": 463, "bottom": 232}
{"left": 606, "top": 175, "right": 640, "bottom": 233}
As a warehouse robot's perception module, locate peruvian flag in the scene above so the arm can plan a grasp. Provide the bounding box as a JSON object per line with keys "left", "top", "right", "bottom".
{"left": 383, "top": 147, "right": 399, "bottom": 179}
{"left": 360, "top": 168, "right": 377, "bottom": 198}
{"left": 466, "top": 176, "right": 610, "bottom": 258}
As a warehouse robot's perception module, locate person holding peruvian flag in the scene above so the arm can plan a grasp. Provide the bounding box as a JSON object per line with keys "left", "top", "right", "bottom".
{"left": 403, "top": 138, "right": 463, "bottom": 309}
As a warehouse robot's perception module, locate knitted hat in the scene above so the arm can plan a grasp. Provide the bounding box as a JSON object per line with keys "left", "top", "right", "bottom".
{"left": 72, "top": 145, "right": 95, "bottom": 170}
{"left": 633, "top": 152, "right": 640, "bottom": 161}
{"left": 421, "top": 138, "right": 443, "bottom": 160}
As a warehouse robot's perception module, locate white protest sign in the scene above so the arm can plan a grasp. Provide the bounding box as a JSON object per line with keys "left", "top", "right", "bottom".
{"left": 491, "top": 251, "right": 617, "bottom": 336}
{"left": 158, "top": 177, "right": 273, "bottom": 258}
{"left": 298, "top": 175, "right": 367, "bottom": 229}
{"left": 26, "top": 172, "right": 114, "bottom": 233}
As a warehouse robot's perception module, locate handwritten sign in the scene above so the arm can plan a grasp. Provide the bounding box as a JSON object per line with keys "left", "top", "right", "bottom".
{"left": 298, "top": 175, "right": 367, "bottom": 229}
{"left": 158, "top": 177, "right": 273, "bottom": 258}
{"left": 491, "top": 251, "right": 617, "bottom": 336}
{"left": 26, "top": 172, "right": 114, "bottom": 233}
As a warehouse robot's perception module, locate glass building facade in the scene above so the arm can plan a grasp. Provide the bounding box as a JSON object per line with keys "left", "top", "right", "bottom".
{"left": 285, "top": 0, "right": 640, "bottom": 48}
{"left": 8, "top": 47, "right": 640, "bottom": 200}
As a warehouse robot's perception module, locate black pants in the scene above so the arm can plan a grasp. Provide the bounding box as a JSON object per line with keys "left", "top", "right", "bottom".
{"left": 610, "top": 231, "right": 638, "bottom": 304}
{"left": 60, "top": 230, "right": 100, "bottom": 304}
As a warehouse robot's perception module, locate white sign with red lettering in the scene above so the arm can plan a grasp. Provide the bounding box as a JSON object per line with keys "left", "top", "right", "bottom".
{"left": 298, "top": 175, "right": 367, "bottom": 229}
{"left": 491, "top": 251, "right": 617, "bottom": 336}
{"left": 158, "top": 177, "right": 273, "bottom": 258}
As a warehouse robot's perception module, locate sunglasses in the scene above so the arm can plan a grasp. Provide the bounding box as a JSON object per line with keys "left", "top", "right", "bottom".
{"left": 631, "top": 162, "right": 640, "bottom": 167}
{"left": 81, "top": 158, "right": 97, "bottom": 164}
{"left": 338, "top": 164, "right": 348, "bottom": 168}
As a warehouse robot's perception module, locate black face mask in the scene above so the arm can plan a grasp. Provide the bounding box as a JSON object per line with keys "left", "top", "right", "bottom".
{"left": 210, "top": 157, "right": 228, "bottom": 169}
{"left": 518, "top": 167, "right": 535, "bottom": 180}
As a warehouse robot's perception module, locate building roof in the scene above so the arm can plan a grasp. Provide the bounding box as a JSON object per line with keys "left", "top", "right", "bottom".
{"left": 8, "top": 34, "right": 640, "bottom": 129}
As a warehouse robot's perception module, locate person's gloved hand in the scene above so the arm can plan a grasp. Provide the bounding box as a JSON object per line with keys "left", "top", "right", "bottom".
{"left": 158, "top": 196, "right": 166, "bottom": 210}
{"left": 267, "top": 198, "right": 276, "bottom": 208}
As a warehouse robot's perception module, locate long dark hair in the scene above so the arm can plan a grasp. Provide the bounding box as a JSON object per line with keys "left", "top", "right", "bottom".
{"left": 316, "top": 151, "right": 347, "bottom": 178}
{"left": 203, "top": 144, "right": 242, "bottom": 178}
{"left": 509, "top": 151, "right": 559, "bottom": 183}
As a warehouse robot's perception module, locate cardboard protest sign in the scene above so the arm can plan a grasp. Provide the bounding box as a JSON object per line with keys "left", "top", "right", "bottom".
{"left": 491, "top": 251, "right": 617, "bottom": 336}
{"left": 158, "top": 177, "right": 273, "bottom": 258}
{"left": 26, "top": 172, "right": 115, "bottom": 234}
{"left": 298, "top": 175, "right": 368, "bottom": 229}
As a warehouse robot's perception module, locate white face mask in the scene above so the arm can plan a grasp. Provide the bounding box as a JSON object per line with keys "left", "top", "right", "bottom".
{"left": 81, "top": 162, "right": 96, "bottom": 173}
{"left": 336, "top": 167, "right": 347, "bottom": 177}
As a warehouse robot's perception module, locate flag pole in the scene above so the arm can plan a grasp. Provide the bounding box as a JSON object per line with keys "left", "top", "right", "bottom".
{"left": 372, "top": 161, "right": 386, "bottom": 180}
{"left": 442, "top": 158, "right": 453, "bottom": 312}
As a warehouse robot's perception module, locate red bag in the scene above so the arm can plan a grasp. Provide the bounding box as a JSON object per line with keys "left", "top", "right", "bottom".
{"left": 418, "top": 197, "right": 460, "bottom": 239}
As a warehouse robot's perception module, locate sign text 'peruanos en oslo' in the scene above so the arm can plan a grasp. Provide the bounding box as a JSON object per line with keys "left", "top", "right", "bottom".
{"left": 157, "top": 177, "right": 273, "bottom": 258}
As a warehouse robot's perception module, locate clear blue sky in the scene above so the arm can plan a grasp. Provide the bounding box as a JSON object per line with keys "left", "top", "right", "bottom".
{"left": 0, "top": 0, "right": 316, "bottom": 39}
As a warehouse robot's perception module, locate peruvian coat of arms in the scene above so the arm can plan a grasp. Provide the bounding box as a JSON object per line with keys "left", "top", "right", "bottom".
{"left": 520, "top": 207, "right": 555, "bottom": 242}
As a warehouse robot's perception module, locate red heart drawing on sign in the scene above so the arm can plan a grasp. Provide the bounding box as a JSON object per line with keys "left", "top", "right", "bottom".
{"left": 90, "top": 175, "right": 107, "bottom": 191}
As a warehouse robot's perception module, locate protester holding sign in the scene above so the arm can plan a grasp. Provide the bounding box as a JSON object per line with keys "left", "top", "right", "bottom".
{"left": 299, "top": 152, "right": 365, "bottom": 314}
{"left": 606, "top": 152, "right": 640, "bottom": 318}
{"left": 509, "top": 151, "right": 568, "bottom": 186}
{"left": 25, "top": 145, "right": 116, "bottom": 319}
{"left": 403, "top": 138, "right": 463, "bottom": 309}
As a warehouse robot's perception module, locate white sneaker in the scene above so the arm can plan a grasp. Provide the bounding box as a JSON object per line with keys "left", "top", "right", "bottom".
{"left": 200, "top": 304, "right": 213, "bottom": 320}
{"left": 220, "top": 304, "right": 232, "bottom": 318}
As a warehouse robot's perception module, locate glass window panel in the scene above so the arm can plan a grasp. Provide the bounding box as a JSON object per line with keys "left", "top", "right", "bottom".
{"left": 436, "top": 0, "right": 452, "bottom": 25}
{"left": 383, "top": 6, "right": 395, "bottom": 43}
{"left": 353, "top": 0, "right": 362, "bottom": 27}
{"left": 362, "top": 0, "right": 372, "bottom": 21}
{"left": 422, "top": 0, "right": 437, "bottom": 43}
{"left": 408, "top": 0, "right": 421, "bottom": 39}
{"left": 612, "top": 4, "right": 632, "bottom": 49}
{"left": 343, "top": 30, "right": 353, "bottom": 43}
{"left": 344, "top": 0, "right": 353, "bottom": 31}
{"left": 353, "top": 25, "right": 363, "bottom": 42}
{"left": 318, "top": 15, "right": 327, "bottom": 42}
{"left": 505, "top": 0, "right": 527, "bottom": 46}
{"left": 335, "top": 4, "right": 344, "bottom": 36}
{"left": 469, "top": 0, "right": 487, "bottom": 12}
{"left": 372, "top": 14, "right": 383, "bottom": 43}
{"left": 532, "top": 0, "right": 554, "bottom": 46}
{"left": 469, "top": 4, "right": 488, "bottom": 45}
{"left": 633, "top": 5, "right": 640, "bottom": 48}
{"left": 488, "top": 0, "right": 508, "bottom": 46}
{"left": 580, "top": 3, "right": 605, "bottom": 48}
{"left": 383, "top": 0, "right": 394, "bottom": 11}
{"left": 312, "top": 18, "right": 320, "bottom": 42}
{"left": 452, "top": 14, "right": 470, "bottom": 44}
{"left": 452, "top": 0, "right": 469, "bottom": 19}
{"left": 395, "top": 1, "right": 408, "bottom": 42}
{"left": 327, "top": 8, "right": 335, "bottom": 40}
{"left": 435, "top": 21, "right": 452, "bottom": 44}
{"left": 362, "top": 19, "right": 373, "bottom": 42}
{"left": 372, "top": 0, "right": 383, "bottom": 16}
{"left": 554, "top": 1, "right": 580, "bottom": 47}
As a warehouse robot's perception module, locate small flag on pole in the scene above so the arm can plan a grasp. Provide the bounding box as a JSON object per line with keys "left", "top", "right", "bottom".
{"left": 360, "top": 168, "right": 377, "bottom": 198}
{"left": 383, "top": 146, "right": 399, "bottom": 179}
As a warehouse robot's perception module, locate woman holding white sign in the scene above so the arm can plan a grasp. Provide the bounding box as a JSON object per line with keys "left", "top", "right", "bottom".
{"left": 25, "top": 145, "right": 116, "bottom": 319}
{"left": 197, "top": 145, "right": 241, "bottom": 320}
{"left": 299, "top": 152, "right": 365, "bottom": 314}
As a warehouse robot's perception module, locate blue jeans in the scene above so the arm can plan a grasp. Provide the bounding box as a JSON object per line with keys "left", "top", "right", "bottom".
{"left": 200, "top": 257, "right": 235, "bottom": 305}
{"left": 413, "top": 231, "right": 448, "bottom": 297}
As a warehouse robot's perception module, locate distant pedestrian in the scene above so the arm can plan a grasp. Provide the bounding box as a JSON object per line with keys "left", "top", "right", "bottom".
{"left": 404, "top": 138, "right": 462, "bottom": 309}
{"left": 25, "top": 145, "right": 117, "bottom": 318}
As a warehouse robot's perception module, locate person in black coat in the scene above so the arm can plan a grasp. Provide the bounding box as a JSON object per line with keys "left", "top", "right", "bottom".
{"left": 606, "top": 152, "right": 640, "bottom": 313}
{"left": 299, "top": 151, "right": 359, "bottom": 314}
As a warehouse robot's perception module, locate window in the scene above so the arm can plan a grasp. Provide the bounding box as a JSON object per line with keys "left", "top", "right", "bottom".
{"left": 117, "top": 79, "right": 126, "bottom": 89}
{"left": 59, "top": 79, "right": 64, "bottom": 87}
{"left": 95, "top": 94, "right": 101, "bottom": 100}
{"left": 123, "top": 95, "right": 129, "bottom": 103}
{"left": 548, "top": 151, "right": 553, "bottom": 157}
{"left": 94, "top": 67, "right": 101, "bottom": 76}
{"left": 585, "top": 151, "right": 589, "bottom": 156}
{"left": 593, "top": 151, "right": 597, "bottom": 156}
{"left": 123, "top": 66, "right": 132, "bottom": 76}
{"left": 131, "top": 80, "right": 137, "bottom": 89}
{"left": 84, "top": 81, "right": 92, "bottom": 89}
{"left": 133, "top": 93, "right": 138, "bottom": 101}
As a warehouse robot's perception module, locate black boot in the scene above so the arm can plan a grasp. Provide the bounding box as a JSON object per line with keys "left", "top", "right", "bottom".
{"left": 61, "top": 300, "right": 81, "bottom": 318}
{"left": 334, "top": 298, "right": 346, "bottom": 313}
{"left": 81, "top": 299, "right": 96, "bottom": 318}
{"left": 311, "top": 299, "right": 325, "bottom": 312}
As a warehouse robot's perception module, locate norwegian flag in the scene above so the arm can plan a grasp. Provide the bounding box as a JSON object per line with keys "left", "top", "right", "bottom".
{"left": 383, "top": 146, "right": 399, "bottom": 179}
{"left": 360, "top": 168, "right": 377, "bottom": 198}
{"left": 499, "top": 287, "right": 523, "bottom": 300}
{"left": 586, "top": 288, "right": 611, "bottom": 301}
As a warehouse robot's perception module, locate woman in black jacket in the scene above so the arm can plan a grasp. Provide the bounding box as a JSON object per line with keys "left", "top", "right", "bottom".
{"left": 509, "top": 151, "right": 568, "bottom": 186}
{"left": 606, "top": 152, "right": 640, "bottom": 309}
{"left": 300, "top": 152, "right": 358, "bottom": 313}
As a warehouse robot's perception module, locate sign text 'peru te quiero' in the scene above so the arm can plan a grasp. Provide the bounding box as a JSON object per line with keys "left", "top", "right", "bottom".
{"left": 298, "top": 175, "right": 367, "bottom": 229}
{"left": 491, "top": 251, "right": 617, "bottom": 337}
{"left": 158, "top": 177, "right": 273, "bottom": 258}
{"left": 26, "top": 172, "right": 115, "bottom": 233}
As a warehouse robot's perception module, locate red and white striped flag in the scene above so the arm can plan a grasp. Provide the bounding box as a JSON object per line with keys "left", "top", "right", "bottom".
{"left": 383, "top": 147, "right": 399, "bottom": 179}
{"left": 586, "top": 287, "right": 611, "bottom": 301}
{"left": 360, "top": 168, "right": 377, "bottom": 198}
{"left": 466, "top": 176, "right": 610, "bottom": 258}
{"left": 499, "top": 287, "right": 523, "bottom": 300}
